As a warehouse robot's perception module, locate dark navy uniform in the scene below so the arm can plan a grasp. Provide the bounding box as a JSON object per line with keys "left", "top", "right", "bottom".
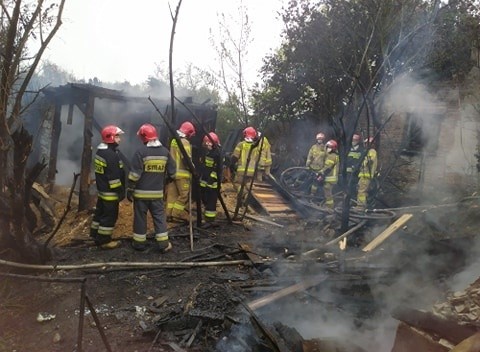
{"left": 199, "top": 148, "right": 222, "bottom": 224}
{"left": 128, "top": 140, "right": 176, "bottom": 251}
{"left": 91, "top": 143, "right": 125, "bottom": 244}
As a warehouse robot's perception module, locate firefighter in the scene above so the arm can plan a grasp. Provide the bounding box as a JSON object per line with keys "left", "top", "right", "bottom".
{"left": 90, "top": 125, "right": 125, "bottom": 249}
{"left": 127, "top": 123, "right": 176, "bottom": 252}
{"left": 346, "top": 133, "right": 364, "bottom": 202}
{"left": 231, "top": 126, "right": 260, "bottom": 187}
{"left": 306, "top": 132, "right": 327, "bottom": 196}
{"left": 256, "top": 131, "right": 272, "bottom": 182}
{"left": 165, "top": 121, "right": 196, "bottom": 223}
{"left": 316, "top": 140, "right": 339, "bottom": 208}
{"left": 199, "top": 132, "right": 222, "bottom": 228}
{"left": 357, "top": 137, "right": 378, "bottom": 209}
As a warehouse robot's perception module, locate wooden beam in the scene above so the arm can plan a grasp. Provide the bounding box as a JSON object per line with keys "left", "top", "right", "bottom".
{"left": 247, "top": 274, "right": 327, "bottom": 310}
{"left": 67, "top": 104, "right": 74, "bottom": 124}
{"left": 238, "top": 243, "right": 266, "bottom": 265}
{"left": 450, "top": 332, "right": 480, "bottom": 352}
{"left": 362, "top": 213, "right": 413, "bottom": 252}
{"left": 391, "top": 307, "right": 478, "bottom": 345}
{"left": 79, "top": 95, "right": 95, "bottom": 211}
{"left": 46, "top": 104, "right": 62, "bottom": 192}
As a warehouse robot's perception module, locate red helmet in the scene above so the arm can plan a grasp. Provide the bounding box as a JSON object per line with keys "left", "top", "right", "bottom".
{"left": 203, "top": 132, "right": 220, "bottom": 146}
{"left": 243, "top": 126, "right": 257, "bottom": 142}
{"left": 137, "top": 123, "right": 158, "bottom": 143}
{"left": 352, "top": 133, "right": 361, "bottom": 143}
{"left": 326, "top": 140, "right": 338, "bottom": 151}
{"left": 316, "top": 132, "right": 325, "bottom": 141}
{"left": 101, "top": 125, "right": 124, "bottom": 144}
{"left": 178, "top": 121, "right": 196, "bottom": 138}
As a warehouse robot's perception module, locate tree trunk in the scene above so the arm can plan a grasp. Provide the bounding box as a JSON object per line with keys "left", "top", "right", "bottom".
{"left": 9, "top": 127, "right": 50, "bottom": 263}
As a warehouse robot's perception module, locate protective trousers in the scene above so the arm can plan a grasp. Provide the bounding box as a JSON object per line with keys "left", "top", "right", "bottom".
{"left": 166, "top": 178, "right": 190, "bottom": 220}
{"left": 323, "top": 182, "right": 336, "bottom": 208}
{"left": 90, "top": 198, "right": 119, "bottom": 243}
{"left": 234, "top": 175, "right": 254, "bottom": 205}
{"left": 201, "top": 186, "right": 218, "bottom": 222}
{"left": 132, "top": 199, "right": 169, "bottom": 246}
{"left": 357, "top": 178, "right": 371, "bottom": 208}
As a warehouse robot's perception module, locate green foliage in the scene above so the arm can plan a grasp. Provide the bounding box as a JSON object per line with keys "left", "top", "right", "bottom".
{"left": 253, "top": 0, "right": 478, "bottom": 128}
{"left": 215, "top": 102, "right": 243, "bottom": 142}
{"left": 427, "top": 0, "right": 479, "bottom": 80}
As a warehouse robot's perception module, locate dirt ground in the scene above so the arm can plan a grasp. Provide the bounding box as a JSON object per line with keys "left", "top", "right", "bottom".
{"left": 1, "top": 183, "right": 480, "bottom": 352}
{"left": 0, "top": 184, "right": 314, "bottom": 352}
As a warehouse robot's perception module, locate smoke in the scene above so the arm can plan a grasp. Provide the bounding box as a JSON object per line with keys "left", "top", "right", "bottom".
{"left": 449, "top": 233, "right": 480, "bottom": 291}
{"left": 42, "top": 81, "right": 216, "bottom": 186}
{"left": 380, "top": 73, "right": 477, "bottom": 203}
{"left": 382, "top": 74, "right": 445, "bottom": 151}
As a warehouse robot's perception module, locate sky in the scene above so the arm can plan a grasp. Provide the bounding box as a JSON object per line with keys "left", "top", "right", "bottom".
{"left": 44, "top": 0, "right": 287, "bottom": 86}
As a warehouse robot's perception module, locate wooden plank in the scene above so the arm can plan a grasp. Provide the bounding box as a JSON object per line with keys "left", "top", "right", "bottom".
{"left": 450, "top": 332, "right": 480, "bottom": 352}
{"left": 247, "top": 274, "right": 328, "bottom": 310}
{"left": 362, "top": 213, "right": 413, "bottom": 252}
{"left": 244, "top": 214, "right": 284, "bottom": 227}
{"left": 261, "top": 205, "right": 292, "bottom": 211}
{"left": 238, "top": 243, "right": 267, "bottom": 265}
{"left": 260, "top": 200, "right": 290, "bottom": 205}
{"left": 391, "top": 307, "right": 477, "bottom": 345}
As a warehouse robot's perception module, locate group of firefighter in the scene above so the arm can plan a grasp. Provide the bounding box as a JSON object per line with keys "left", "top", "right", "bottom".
{"left": 89, "top": 122, "right": 272, "bottom": 251}
{"left": 305, "top": 132, "right": 378, "bottom": 209}
{"left": 89, "top": 120, "right": 376, "bottom": 251}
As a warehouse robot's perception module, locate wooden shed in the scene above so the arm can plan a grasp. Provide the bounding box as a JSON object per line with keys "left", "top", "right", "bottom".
{"left": 40, "top": 83, "right": 217, "bottom": 210}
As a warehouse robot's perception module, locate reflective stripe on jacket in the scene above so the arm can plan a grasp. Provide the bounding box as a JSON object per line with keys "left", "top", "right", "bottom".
{"left": 94, "top": 143, "right": 125, "bottom": 198}
{"left": 259, "top": 137, "right": 272, "bottom": 168}
{"left": 170, "top": 138, "right": 192, "bottom": 179}
{"left": 306, "top": 143, "right": 326, "bottom": 171}
{"left": 358, "top": 148, "right": 378, "bottom": 179}
{"left": 233, "top": 141, "right": 259, "bottom": 177}
{"left": 128, "top": 143, "right": 176, "bottom": 200}
{"left": 320, "top": 152, "right": 339, "bottom": 184}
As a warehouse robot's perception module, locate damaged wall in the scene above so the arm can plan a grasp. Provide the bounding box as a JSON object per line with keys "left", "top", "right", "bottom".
{"left": 378, "top": 73, "right": 479, "bottom": 205}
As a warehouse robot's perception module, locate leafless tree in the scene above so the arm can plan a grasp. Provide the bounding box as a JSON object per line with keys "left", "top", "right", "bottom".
{"left": 0, "top": 0, "right": 65, "bottom": 262}
{"left": 210, "top": 1, "right": 252, "bottom": 126}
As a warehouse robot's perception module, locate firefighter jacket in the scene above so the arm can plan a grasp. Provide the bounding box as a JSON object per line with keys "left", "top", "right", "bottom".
{"left": 346, "top": 144, "right": 364, "bottom": 174}
{"left": 128, "top": 140, "right": 176, "bottom": 200}
{"left": 319, "top": 152, "right": 339, "bottom": 184}
{"left": 232, "top": 140, "right": 260, "bottom": 178}
{"left": 306, "top": 143, "right": 326, "bottom": 171}
{"left": 170, "top": 137, "right": 192, "bottom": 179}
{"left": 94, "top": 143, "right": 125, "bottom": 201}
{"left": 258, "top": 137, "right": 272, "bottom": 169}
{"left": 358, "top": 148, "right": 378, "bottom": 179}
{"left": 200, "top": 148, "right": 222, "bottom": 189}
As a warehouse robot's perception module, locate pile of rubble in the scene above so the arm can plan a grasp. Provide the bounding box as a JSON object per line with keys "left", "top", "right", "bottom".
{"left": 433, "top": 278, "right": 480, "bottom": 324}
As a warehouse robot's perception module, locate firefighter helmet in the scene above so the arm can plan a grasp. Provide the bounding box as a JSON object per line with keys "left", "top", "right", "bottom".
{"left": 243, "top": 126, "right": 257, "bottom": 142}
{"left": 326, "top": 140, "right": 338, "bottom": 151}
{"left": 137, "top": 123, "right": 158, "bottom": 143}
{"left": 178, "top": 121, "right": 196, "bottom": 138}
{"left": 101, "top": 125, "right": 124, "bottom": 144}
{"left": 352, "top": 133, "right": 361, "bottom": 143}
{"left": 203, "top": 132, "right": 220, "bottom": 146}
{"left": 316, "top": 132, "right": 325, "bottom": 141}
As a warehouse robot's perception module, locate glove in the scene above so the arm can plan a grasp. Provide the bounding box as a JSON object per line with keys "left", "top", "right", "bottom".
{"left": 316, "top": 173, "right": 324, "bottom": 183}
{"left": 126, "top": 188, "right": 134, "bottom": 202}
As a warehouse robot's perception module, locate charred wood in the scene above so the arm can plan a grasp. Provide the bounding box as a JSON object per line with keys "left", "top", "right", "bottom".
{"left": 391, "top": 307, "right": 479, "bottom": 345}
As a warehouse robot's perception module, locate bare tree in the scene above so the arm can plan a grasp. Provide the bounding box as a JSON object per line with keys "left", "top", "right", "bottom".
{"left": 0, "top": 0, "right": 65, "bottom": 262}
{"left": 210, "top": 1, "right": 252, "bottom": 125}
